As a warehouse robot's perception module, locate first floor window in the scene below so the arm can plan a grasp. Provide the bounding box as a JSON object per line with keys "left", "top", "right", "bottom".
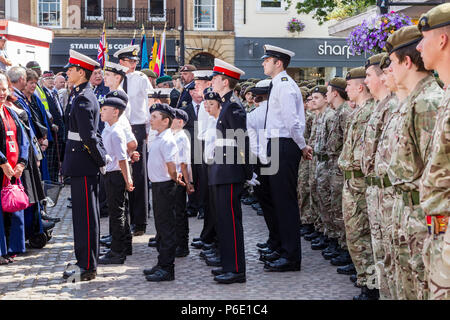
{"left": 118, "top": 0, "right": 134, "bottom": 19}
{"left": 149, "top": 0, "right": 164, "bottom": 16}
{"left": 0, "top": 0, "right": 5, "bottom": 19}
{"left": 86, "top": 0, "right": 102, "bottom": 18}
{"left": 194, "top": 0, "right": 216, "bottom": 30}
{"left": 39, "top": 0, "right": 61, "bottom": 27}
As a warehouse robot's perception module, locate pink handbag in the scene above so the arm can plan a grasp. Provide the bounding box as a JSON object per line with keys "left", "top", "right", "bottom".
{"left": 1, "top": 179, "right": 29, "bottom": 212}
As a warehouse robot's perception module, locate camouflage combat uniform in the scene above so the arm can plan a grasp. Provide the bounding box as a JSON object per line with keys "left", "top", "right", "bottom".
{"left": 387, "top": 75, "right": 443, "bottom": 300}
{"left": 314, "top": 107, "right": 336, "bottom": 237}
{"left": 327, "top": 101, "right": 352, "bottom": 249}
{"left": 374, "top": 94, "right": 401, "bottom": 299}
{"left": 338, "top": 98, "right": 375, "bottom": 287}
{"left": 361, "top": 93, "right": 395, "bottom": 298}
{"left": 308, "top": 113, "right": 323, "bottom": 233}
{"left": 298, "top": 110, "right": 315, "bottom": 224}
{"left": 420, "top": 86, "right": 450, "bottom": 300}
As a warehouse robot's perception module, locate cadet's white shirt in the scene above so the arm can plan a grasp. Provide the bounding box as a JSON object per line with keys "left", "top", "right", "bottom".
{"left": 147, "top": 128, "right": 178, "bottom": 183}
{"left": 197, "top": 101, "right": 210, "bottom": 141}
{"left": 123, "top": 71, "right": 153, "bottom": 128}
{"left": 102, "top": 121, "right": 128, "bottom": 172}
{"left": 265, "top": 70, "right": 306, "bottom": 150}
{"left": 103, "top": 89, "right": 136, "bottom": 144}
{"left": 204, "top": 116, "right": 218, "bottom": 163}
{"left": 247, "top": 101, "right": 268, "bottom": 164}
{"left": 173, "top": 129, "right": 192, "bottom": 182}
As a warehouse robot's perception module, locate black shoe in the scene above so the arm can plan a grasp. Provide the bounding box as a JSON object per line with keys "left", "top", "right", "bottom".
{"left": 186, "top": 209, "right": 198, "bottom": 218}
{"left": 256, "top": 242, "right": 268, "bottom": 249}
{"left": 63, "top": 267, "right": 96, "bottom": 282}
{"left": 41, "top": 212, "right": 61, "bottom": 223}
{"left": 205, "top": 255, "right": 222, "bottom": 267}
{"left": 100, "top": 236, "right": 112, "bottom": 246}
{"left": 193, "top": 237, "right": 202, "bottom": 242}
{"left": 312, "top": 234, "right": 329, "bottom": 245}
{"left": 145, "top": 268, "right": 174, "bottom": 282}
{"left": 353, "top": 286, "right": 380, "bottom": 300}
{"left": 124, "top": 245, "right": 132, "bottom": 256}
{"left": 202, "top": 242, "right": 215, "bottom": 250}
{"left": 251, "top": 202, "right": 261, "bottom": 211}
{"left": 197, "top": 209, "right": 205, "bottom": 220}
{"left": 256, "top": 208, "right": 264, "bottom": 216}
{"left": 200, "top": 248, "right": 217, "bottom": 260}
{"left": 322, "top": 248, "right": 340, "bottom": 260}
{"left": 214, "top": 272, "right": 246, "bottom": 284}
{"left": 304, "top": 231, "right": 321, "bottom": 241}
{"left": 67, "top": 203, "right": 72, "bottom": 209}
{"left": 148, "top": 239, "right": 158, "bottom": 248}
{"left": 259, "top": 251, "right": 280, "bottom": 263}
{"left": 149, "top": 236, "right": 156, "bottom": 242}
{"left": 264, "top": 258, "right": 301, "bottom": 272}
{"left": 300, "top": 224, "right": 314, "bottom": 237}
{"left": 99, "top": 251, "right": 125, "bottom": 265}
{"left": 311, "top": 235, "right": 329, "bottom": 250}
{"left": 350, "top": 274, "right": 357, "bottom": 283}
{"left": 322, "top": 238, "right": 339, "bottom": 257}
{"left": 41, "top": 219, "right": 55, "bottom": 230}
{"left": 132, "top": 225, "right": 146, "bottom": 237}
{"left": 143, "top": 265, "right": 161, "bottom": 276}
{"left": 133, "top": 230, "right": 145, "bottom": 237}
{"left": 258, "top": 247, "right": 273, "bottom": 255}
{"left": 336, "top": 263, "right": 357, "bottom": 275}
{"left": 191, "top": 240, "right": 204, "bottom": 249}
{"left": 211, "top": 268, "right": 225, "bottom": 276}
{"left": 101, "top": 234, "right": 111, "bottom": 240}
{"left": 331, "top": 250, "right": 353, "bottom": 266}
{"left": 175, "top": 247, "right": 189, "bottom": 258}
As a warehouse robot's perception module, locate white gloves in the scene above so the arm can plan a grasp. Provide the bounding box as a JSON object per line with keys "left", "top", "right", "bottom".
{"left": 246, "top": 172, "right": 260, "bottom": 187}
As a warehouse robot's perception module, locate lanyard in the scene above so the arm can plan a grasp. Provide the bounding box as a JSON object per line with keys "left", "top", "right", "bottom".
{"left": 0, "top": 105, "right": 14, "bottom": 140}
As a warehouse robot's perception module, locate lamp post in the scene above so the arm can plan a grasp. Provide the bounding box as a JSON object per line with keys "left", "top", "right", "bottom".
{"left": 179, "top": 0, "right": 185, "bottom": 66}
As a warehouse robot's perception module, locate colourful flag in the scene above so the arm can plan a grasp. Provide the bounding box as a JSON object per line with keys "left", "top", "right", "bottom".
{"left": 140, "top": 25, "right": 149, "bottom": 69}
{"left": 131, "top": 29, "right": 136, "bottom": 45}
{"left": 97, "top": 24, "right": 108, "bottom": 69}
{"left": 149, "top": 27, "right": 158, "bottom": 71}
{"left": 153, "top": 24, "right": 166, "bottom": 77}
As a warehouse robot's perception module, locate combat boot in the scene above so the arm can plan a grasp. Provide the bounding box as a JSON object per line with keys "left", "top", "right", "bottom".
{"left": 322, "top": 238, "right": 339, "bottom": 260}
{"left": 300, "top": 224, "right": 314, "bottom": 237}
{"left": 311, "top": 234, "right": 328, "bottom": 250}
{"left": 304, "top": 231, "right": 321, "bottom": 241}
{"left": 336, "top": 263, "right": 357, "bottom": 275}
{"left": 353, "top": 286, "right": 380, "bottom": 300}
{"left": 312, "top": 234, "right": 329, "bottom": 245}
{"left": 330, "top": 249, "right": 353, "bottom": 266}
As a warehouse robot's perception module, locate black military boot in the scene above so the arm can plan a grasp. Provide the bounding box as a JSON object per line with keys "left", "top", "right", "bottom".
{"left": 353, "top": 286, "right": 380, "bottom": 300}
{"left": 304, "top": 231, "right": 321, "bottom": 241}
{"left": 322, "top": 239, "right": 339, "bottom": 260}
{"left": 336, "top": 263, "right": 357, "bottom": 275}
{"left": 312, "top": 234, "right": 329, "bottom": 245}
{"left": 311, "top": 234, "right": 329, "bottom": 250}
{"left": 300, "top": 224, "right": 314, "bottom": 237}
{"left": 330, "top": 249, "right": 353, "bottom": 266}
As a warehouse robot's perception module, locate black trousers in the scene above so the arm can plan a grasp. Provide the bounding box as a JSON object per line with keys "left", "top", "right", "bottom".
{"left": 253, "top": 161, "right": 280, "bottom": 252}
{"left": 175, "top": 184, "right": 189, "bottom": 249}
{"left": 213, "top": 183, "right": 245, "bottom": 274}
{"left": 104, "top": 171, "right": 132, "bottom": 256}
{"left": 186, "top": 161, "right": 200, "bottom": 214}
{"left": 98, "top": 173, "right": 108, "bottom": 217}
{"left": 152, "top": 180, "right": 177, "bottom": 270}
{"left": 199, "top": 163, "right": 216, "bottom": 244}
{"left": 70, "top": 175, "right": 100, "bottom": 271}
{"left": 129, "top": 124, "right": 148, "bottom": 229}
{"left": 267, "top": 138, "right": 302, "bottom": 262}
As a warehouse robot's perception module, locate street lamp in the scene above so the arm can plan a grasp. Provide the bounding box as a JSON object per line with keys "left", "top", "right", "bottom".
{"left": 179, "top": 0, "right": 185, "bottom": 66}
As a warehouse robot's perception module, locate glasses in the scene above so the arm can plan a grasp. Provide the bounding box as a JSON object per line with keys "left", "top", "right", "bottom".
{"left": 123, "top": 59, "right": 138, "bottom": 64}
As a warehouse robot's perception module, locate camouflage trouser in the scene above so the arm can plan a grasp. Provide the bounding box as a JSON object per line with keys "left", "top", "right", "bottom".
{"left": 298, "top": 158, "right": 313, "bottom": 225}
{"left": 423, "top": 219, "right": 450, "bottom": 300}
{"left": 392, "top": 191, "right": 428, "bottom": 300}
{"left": 365, "top": 185, "right": 386, "bottom": 294}
{"left": 309, "top": 157, "right": 322, "bottom": 232}
{"left": 343, "top": 176, "right": 374, "bottom": 287}
{"left": 329, "top": 160, "right": 345, "bottom": 249}
{"left": 378, "top": 186, "right": 396, "bottom": 299}
{"left": 316, "top": 160, "right": 333, "bottom": 237}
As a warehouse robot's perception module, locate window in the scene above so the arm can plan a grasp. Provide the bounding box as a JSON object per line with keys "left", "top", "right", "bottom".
{"left": 85, "top": 0, "right": 103, "bottom": 20}
{"left": 257, "top": 0, "right": 285, "bottom": 12}
{"left": 194, "top": 0, "right": 216, "bottom": 30}
{"left": 0, "top": 0, "right": 5, "bottom": 19}
{"left": 148, "top": 0, "right": 165, "bottom": 20}
{"left": 117, "top": 0, "right": 134, "bottom": 20}
{"left": 38, "top": 0, "right": 61, "bottom": 27}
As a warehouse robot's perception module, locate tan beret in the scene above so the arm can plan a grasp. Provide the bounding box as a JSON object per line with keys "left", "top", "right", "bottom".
{"left": 141, "top": 69, "right": 158, "bottom": 78}
{"left": 365, "top": 53, "right": 386, "bottom": 69}
{"left": 418, "top": 3, "right": 450, "bottom": 32}
{"left": 312, "top": 85, "right": 327, "bottom": 95}
{"left": 385, "top": 25, "right": 422, "bottom": 54}
{"left": 179, "top": 64, "right": 197, "bottom": 72}
{"left": 345, "top": 67, "right": 366, "bottom": 80}
{"left": 328, "top": 77, "right": 347, "bottom": 91}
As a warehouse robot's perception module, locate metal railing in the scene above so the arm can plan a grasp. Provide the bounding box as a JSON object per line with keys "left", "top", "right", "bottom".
{"left": 80, "top": 7, "right": 175, "bottom": 30}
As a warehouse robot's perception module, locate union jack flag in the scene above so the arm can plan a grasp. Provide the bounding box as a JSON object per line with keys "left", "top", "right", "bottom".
{"left": 97, "top": 24, "right": 108, "bottom": 69}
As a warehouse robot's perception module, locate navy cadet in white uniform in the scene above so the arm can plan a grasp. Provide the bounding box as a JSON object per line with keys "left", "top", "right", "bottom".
{"left": 261, "top": 45, "right": 313, "bottom": 272}
{"left": 114, "top": 45, "right": 153, "bottom": 236}
{"left": 209, "top": 58, "right": 252, "bottom": 284}
{"left": 62, "top": 50, "right": 107, "bottom": 282}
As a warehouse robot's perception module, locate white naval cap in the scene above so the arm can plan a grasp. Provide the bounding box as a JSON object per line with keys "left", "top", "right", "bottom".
{"left": 193, "top": 70, "right": 213, "bottom": 81}
{"left": 104, "top": 61, "right": 129, "bottom": 76}
{"left": 113, "top": 45, "right": 140, "bottom": 60}
{"left": 261, "top": 44, "right": 295, "bottom": 61}
{"left": 255, "top": 79, "right": 272, "bottom": 88}
{"left": 212, "top": 58, "right": 245, "bottom": 80}
{"left": 65, "top": 49, "right": 100, "bottom": 71}
{"left": 148, "top": 88, "right": 172, "bottom": 98}
{"left": 249, "top": 79, "right": 272, "bottom": 95}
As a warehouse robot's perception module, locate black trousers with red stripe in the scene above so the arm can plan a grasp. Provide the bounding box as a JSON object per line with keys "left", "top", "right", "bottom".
{"left": 70, "top": 175, "right": 100, "bottom": 271}
{"left": 212, "top": 183, "right": 245, "bottom": 274}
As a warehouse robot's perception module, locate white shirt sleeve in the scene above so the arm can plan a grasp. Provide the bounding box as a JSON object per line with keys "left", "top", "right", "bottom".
{"left": 119, "top": 114, "right": 136, "bottom": 144}
{"left": 279, "top": 85, "right": 307, "bottom": 150}
{"left": 142, "top": 75, "right": 152, "bottom": 134}
{"left": 111, "top": 130, "right": 128, "bottom": 162}
{"left": 163, "top": 140, "right": 178, "bottom": 163}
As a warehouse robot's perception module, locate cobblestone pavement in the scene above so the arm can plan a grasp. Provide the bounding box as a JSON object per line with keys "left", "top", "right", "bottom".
{"left": 0, "top": 186, "right": 360, "bottom": 300}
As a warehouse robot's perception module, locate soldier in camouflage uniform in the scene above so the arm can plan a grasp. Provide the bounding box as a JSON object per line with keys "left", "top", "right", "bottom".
{"left": 324, "top": 78, "right": 352, "bottom": 260}
{"left": 243, "top": 84, "right": 256, "bottom": 113}
{"left": 338, "top": 67, "right": 377, "bottom": 300}
{"left": 416, "top": 4, "right": 450, "bottom": 300}
{"left": 374, "top": 54, "right": 403, "bottom": 300}
{"left": 385, "top": 26, "right": 444, "bottom": 300}
{"left": 361, "top": 53, "right": 395, "bottom": 299}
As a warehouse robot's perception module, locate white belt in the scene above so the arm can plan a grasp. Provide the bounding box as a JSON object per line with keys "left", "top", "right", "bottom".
{"left": 68, "top": 131, "right": 82, "bottom": 141}
{"left": 215, "top": 139, "right": 237, "bottom": 147}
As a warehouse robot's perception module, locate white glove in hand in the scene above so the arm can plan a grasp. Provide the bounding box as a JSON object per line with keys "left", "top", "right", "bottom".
{"left": 246, "top": 173, "right": 260, "bottom": 186}
{"left": 100, "top": 166, "right": 106, "bottom": 175}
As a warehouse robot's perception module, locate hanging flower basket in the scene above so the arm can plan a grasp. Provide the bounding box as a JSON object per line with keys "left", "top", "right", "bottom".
{"left": 286, "top": 18, "right": 306, "bottom": 34}
{"left": 347, "top": 11, "right": 413, "bottom": 55}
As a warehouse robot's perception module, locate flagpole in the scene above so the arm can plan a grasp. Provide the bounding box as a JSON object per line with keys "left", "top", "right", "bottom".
{"left": 164, "top": 22, "right": 167, "bottom": 75}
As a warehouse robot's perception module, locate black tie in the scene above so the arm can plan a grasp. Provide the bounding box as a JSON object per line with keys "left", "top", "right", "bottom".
{"left": 195, "top": 104, "right": 200, "bottom": 116}
{"left": 123, "top": 76, "right": 128, "bottom": 94}
{"left": 263, "top": 81, "right": 273, "bottom": 129}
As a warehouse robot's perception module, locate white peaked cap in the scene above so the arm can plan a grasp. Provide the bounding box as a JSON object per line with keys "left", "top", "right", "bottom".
{"left": 113, "top": 45, "right": 140, "bottom": 59}
{"left": 65, "top": 49, "right": 100, "bottom": 71}
{"left": 212, "top": 58, "right": 245, "bottom": 80}
{"left": 148, "top": 88, "right": 173, "bottom": 98}
{"left": 193, "top": 70, "right": 213, "bottom": 80}
{"left": 104, "top": 61, "right": 129, "bottom": 75}
{"left": 262, "top": 44, "right": 295, "bottom": 59}
{"left": 255, "top": 79, "right": 272, "bottom": 88}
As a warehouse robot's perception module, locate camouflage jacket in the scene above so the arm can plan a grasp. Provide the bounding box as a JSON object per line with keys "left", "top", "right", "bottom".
{"left": 420, "top": 87, "right": 450, "bottom": 216}
{"left": 327, "top": 101, "right": 352, "bottom": 158}
{"left": 374, "top": 94, "right": 400, "bottom": 178}
{"left": 314, "top": 107, "right": 336, "bottom": 156}
{"left": 338, "top": 98, "right": 375, "bottom": 172}
{"left": 304, "top": 110, "right": 315, "bottom": 142}
{"left": 387, "top": 75, "right": 444, "bottom": 192}
{"left": 361, "top": 93, "right": 395, "bottom": 177}
{"left": 244, "top": 101, "right": 256, "bottom": 113}
{"left": 307, "top": 112, "right": 318, "bottom": 147}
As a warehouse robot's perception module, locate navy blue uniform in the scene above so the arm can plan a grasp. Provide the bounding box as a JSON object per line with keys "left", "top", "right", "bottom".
{"left": 175, "top": 81, "right": 194, "bottom": 109}
{"left": 62, "top": 81, "right": 106, "bottom": 272}
{"left": 209, "top": 91, "right": 252, "bottom": 274}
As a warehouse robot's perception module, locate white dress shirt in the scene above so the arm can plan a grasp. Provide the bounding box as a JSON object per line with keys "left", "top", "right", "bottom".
{"left": 147, "top": 128, "right": 178, "bottom": 183}
{"left": 173, "top": 129, "right": 192, "bottom": 182}
{"left": 123, "top": 71, "right": 153, "bottom": 129}
{"left": 247, "top": 101, "right": 268, "bottom": 164}
{"left": 204, "top": 116, "right": 218, "bottom": 163}
{"left": 265, "top": 70, "right": 306, "bottom": 150}
{"left": 197, "top": 101, "right": 210, "bottom": 141}
{"left": 102, "top": 121, "right": 128, "bottom": 172}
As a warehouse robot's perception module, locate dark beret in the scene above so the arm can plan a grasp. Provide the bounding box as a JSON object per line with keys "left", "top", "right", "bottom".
{"left": 203, "top": 87, "right": 221, "bottom": 102}
{"left": 179, "top": 64, "right": 197, "bottom": 72}
{"left": 150, "top": 103, "right": 175, "bottom": 118}
{"left": 100, "top": 97, "right": 127, "bottom": 111}
{"left": 156, "top": 75, "right": 173, "bottom": 85}
{"left": 106, "top": 90, "right": 128, "bottom": 104}
{"left": 175, "top": 108, "right": 189, "bottom": 123}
